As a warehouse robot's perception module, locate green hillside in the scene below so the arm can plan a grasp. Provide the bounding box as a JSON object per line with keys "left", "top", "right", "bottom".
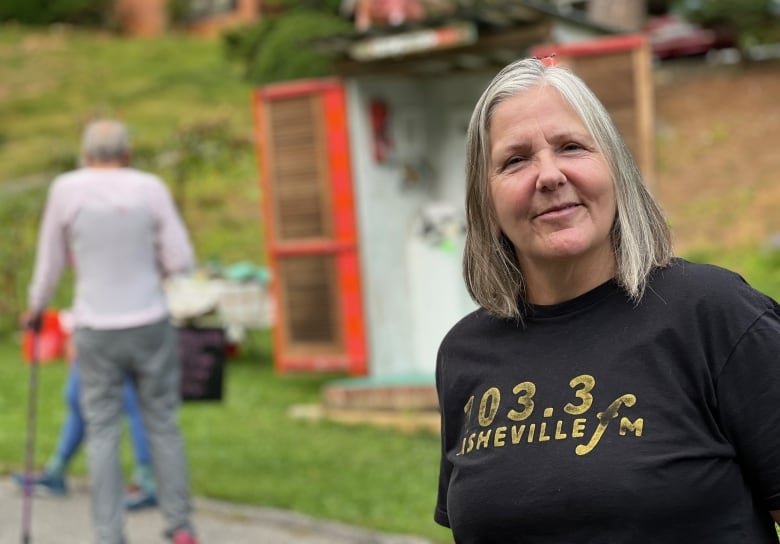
{"left": 0, "top": 23, "right": 264, "bottom": 329}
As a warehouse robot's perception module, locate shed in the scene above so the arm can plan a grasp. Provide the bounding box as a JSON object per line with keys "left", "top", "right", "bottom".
{"left": 252, "top": 1, "right": 654, "bottom": 410}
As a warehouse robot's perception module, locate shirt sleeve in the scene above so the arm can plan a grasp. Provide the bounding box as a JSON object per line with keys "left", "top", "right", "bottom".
{"left": 28, "top": 179, "right": 68, "bottom": 313}
{"left": 715, "top": 302, "right": 780, "bottom": 510}
{"left": 151, "top": 177, "right": 195, "bottom": 277}
{"left": 434, "top": 344, "right": 453, "bottom": 528}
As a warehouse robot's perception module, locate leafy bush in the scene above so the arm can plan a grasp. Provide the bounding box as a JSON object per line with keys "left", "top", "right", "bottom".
{"left": 264, "top": 0, "right": 343, "bottom": 12}
{"left": 223, "top": 9, "right": 352, "bottom": 85}
{"left": 150, "top": 118, "right": 253, "bottom": 216}
{"left": 0, "top": 188, "right": 45, "bottom": 334}
{"left": 676, "top": 0, "right": 780, "bottom": 46}
{"left": 0, "top": 0, "right": 112, "bottom": 26}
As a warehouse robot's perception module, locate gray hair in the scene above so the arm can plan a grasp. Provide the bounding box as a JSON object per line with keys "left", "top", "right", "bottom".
{"left": 79, "top": 119, "right": 131, "bottom": 166}
{"left": 463, "top": 57, "right": 673, "bottom": 319}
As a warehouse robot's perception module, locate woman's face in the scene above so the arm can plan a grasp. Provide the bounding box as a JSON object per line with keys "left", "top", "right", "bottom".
{"left": 488, "top": 85, "right": 617, "bottom": 277}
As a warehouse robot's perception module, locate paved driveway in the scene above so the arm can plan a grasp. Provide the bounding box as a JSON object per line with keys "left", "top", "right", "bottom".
{"left": 0, "top": 478, "right": 433, "bottom": 544}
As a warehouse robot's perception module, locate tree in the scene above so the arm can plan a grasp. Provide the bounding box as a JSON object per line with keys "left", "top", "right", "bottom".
{"left": 0, "top": 0, "right": 112, "bottom": 26}
{"left": 676, "top": 0, "right": 780, "bottom": 47}
{"left": 222, "top": 2, "right": 352, "bottom": 85}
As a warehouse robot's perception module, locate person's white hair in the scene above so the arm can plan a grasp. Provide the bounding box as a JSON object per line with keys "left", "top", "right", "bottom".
{"left": 463, "top": 57, "right": 673, "bottom": 319}
{"left": 79, "top": 119, "right": 131, "bottom": 166}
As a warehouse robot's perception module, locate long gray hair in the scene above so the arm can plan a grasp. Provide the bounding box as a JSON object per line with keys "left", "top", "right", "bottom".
{"left": 463, "top": 57, "right": 672, "bottom": 319}
{"left": 79, "top": 118, "right": 131, "bottom": 166}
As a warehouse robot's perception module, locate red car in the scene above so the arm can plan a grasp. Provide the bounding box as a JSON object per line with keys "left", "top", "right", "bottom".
{"left": 644, "top": 14, "right": 735, "bottom": 59}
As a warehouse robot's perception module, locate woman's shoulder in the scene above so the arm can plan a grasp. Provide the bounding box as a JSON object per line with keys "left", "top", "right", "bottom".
{"left": 649, "top": 258, "right": 775, "bottom": 313}
{"left": 439, "top": 306, "right": 514, "bottom": 351}
{"left": 654, "top": 258, "right": 745, "bottom": 288}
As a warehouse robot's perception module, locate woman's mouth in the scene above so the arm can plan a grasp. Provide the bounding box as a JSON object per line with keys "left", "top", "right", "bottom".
{"left": 534, "top": 203, "right": 581, "bottom": 219}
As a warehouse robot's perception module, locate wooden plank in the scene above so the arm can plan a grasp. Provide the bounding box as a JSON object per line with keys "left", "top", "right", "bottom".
{"left": 632, "top": 43, "right": 655, "bottom": 185}
{"left": 607, "top": 106, "right": 637, "bottom": 148}
{"left": 571, "top": 52, "right": 635, "bottom": 109}
{"left": 280, "top": 255, "right": 342, "bottom": 347}
{"left": 267, "top": 94, "right": 334, "bottom": 242}
{"left": 310, "top": 92, "right": 335, "bottom": 240}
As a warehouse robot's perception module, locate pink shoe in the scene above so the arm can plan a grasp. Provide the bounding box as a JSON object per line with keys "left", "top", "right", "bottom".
{"left": 172, "top": 529, "right": 199, "bottom": 544}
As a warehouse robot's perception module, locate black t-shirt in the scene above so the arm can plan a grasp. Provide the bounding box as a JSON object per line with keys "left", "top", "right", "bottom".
{"left": 435, "top": 259, "right": 780, "bottom": 543}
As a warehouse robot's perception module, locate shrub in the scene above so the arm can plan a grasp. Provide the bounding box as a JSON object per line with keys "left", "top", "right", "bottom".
{"left": 223, "top": 9, "right": 352, "bottom": 85}
{"left": 676, "top": 0, "right": 780, "bottom": 46}
{"left": 0, "top": 0, "right": 112, "bottom": 26}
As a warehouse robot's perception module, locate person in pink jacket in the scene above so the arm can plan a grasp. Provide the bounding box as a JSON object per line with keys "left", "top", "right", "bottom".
{"left": 24, "top": 119, "right": 199, "bottom": 544}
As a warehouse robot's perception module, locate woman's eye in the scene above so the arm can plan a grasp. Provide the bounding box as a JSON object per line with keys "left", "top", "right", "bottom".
{"left": 562, "top": 142, "right": 584, "bottom": 152}
{"left": 504, "top": 155, "right": 526, "bottom": 169}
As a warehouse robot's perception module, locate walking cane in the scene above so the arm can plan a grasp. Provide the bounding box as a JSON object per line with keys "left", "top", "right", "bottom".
{"left": 21, "top": 314, "right": 42, "bottom": 544}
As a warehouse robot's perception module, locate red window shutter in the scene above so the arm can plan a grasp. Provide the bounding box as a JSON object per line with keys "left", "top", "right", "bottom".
{"left": 253, "top": 79, "right": 367, "bottom": 375}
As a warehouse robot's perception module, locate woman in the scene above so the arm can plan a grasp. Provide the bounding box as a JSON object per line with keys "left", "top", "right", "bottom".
{"left": 14, "top": 360, "right": 158, "bottom": 510}
{"left": 434, "top": 57, "right": 780, "bottom": 543}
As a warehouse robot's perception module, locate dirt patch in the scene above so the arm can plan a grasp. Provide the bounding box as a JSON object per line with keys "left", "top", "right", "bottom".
{"left": 652, "top": 60, "right": 780, "bottom": 253}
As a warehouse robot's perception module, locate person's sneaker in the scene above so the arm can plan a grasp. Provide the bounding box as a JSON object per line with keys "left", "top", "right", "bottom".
{"left": 125, "top": 488, "right": 158, "bottom": 511}
{"left": 171, "top": 529, "right": 199, "bottom": 544}
{"left": 12, "top": 471, "right": 67, "bottom": 496}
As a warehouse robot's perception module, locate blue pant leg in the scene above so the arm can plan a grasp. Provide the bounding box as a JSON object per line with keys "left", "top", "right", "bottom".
{"left": 53, "top": 362, "right": 86, "bottom": 464}
{"left": 122, "top": 376, "right": 152, "bottom": 466}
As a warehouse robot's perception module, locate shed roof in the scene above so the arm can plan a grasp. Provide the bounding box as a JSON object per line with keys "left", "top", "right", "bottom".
{"left": 320, "top": 0, "right": 618, "bottom": 76}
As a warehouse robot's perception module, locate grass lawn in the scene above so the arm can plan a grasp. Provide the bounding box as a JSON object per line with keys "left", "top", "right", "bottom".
{"left": 0, "top": 331, "right": 453, "bottom": 543}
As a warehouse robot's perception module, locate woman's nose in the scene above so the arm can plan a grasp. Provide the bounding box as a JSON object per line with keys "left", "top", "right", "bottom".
{"left": 535, "top": 152, "right": 566, "bottom": 192}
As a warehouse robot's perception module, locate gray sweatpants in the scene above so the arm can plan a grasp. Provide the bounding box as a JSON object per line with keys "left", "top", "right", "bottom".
{"left": 75, "top": 320, "right": 194, "bottom": 544}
